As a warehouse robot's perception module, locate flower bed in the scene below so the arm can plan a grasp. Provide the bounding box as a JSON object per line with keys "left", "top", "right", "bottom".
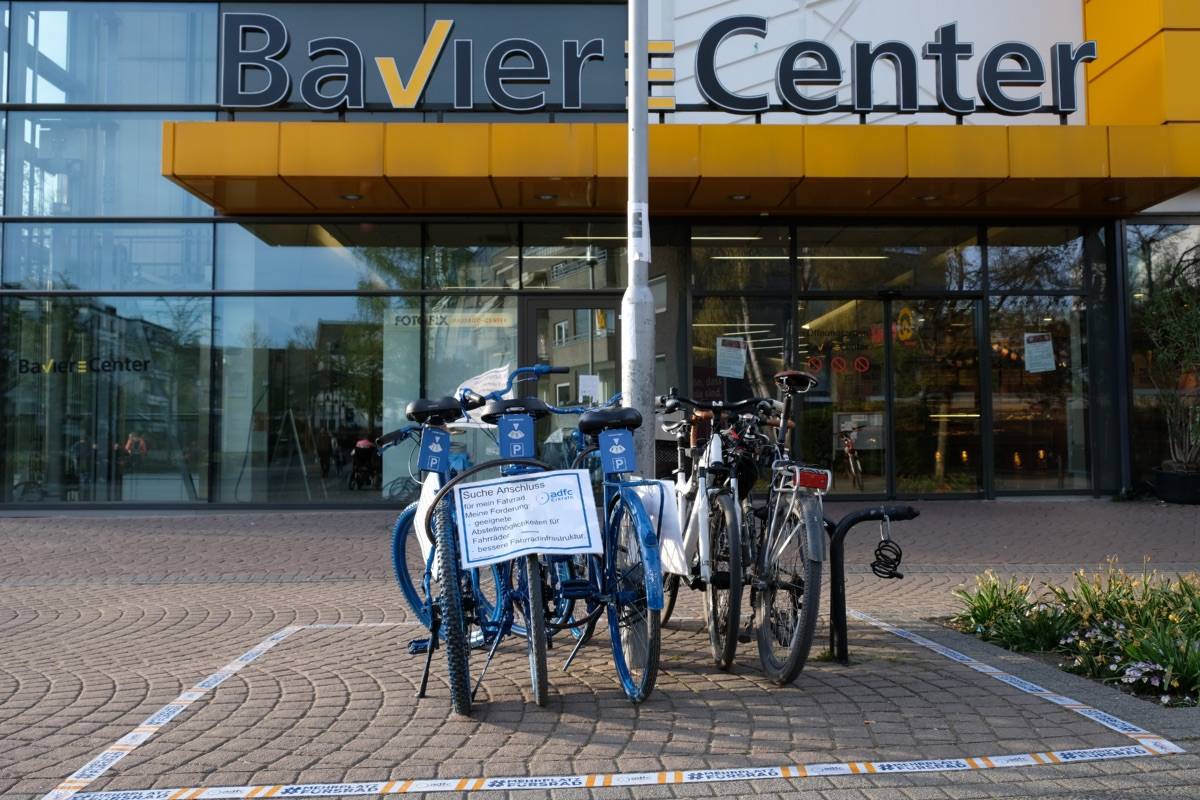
{"left": 950, "top": 562, "right": 1200, "bottom": 707}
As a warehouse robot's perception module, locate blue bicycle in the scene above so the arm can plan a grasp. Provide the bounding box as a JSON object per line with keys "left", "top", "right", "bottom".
{"left": 425, "top": 365, "right": 665, "bottom": 709}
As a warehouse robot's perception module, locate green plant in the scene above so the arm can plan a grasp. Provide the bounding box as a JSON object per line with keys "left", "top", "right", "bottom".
{"left": 950, "top": 571, "right": 1034, "bottom": 643}
{"left": 953, "top": 563, "right": 1200, "bottom": 706}
{"left": 1142, "top": 285, "right": 1200, "bottom": 472}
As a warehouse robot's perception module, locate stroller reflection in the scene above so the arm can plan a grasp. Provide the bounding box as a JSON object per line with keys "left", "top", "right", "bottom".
{"left": 348, "top": 436, "right": 379, "bottom": 490}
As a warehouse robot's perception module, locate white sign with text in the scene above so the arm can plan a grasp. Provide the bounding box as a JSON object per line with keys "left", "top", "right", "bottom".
{"left": 452, "top": 469, "right": 602, "bottom": 568}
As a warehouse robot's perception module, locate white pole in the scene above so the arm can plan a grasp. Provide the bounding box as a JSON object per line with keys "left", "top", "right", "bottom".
{"left": 623, "top": 0, "right": 656, "bottom": 475}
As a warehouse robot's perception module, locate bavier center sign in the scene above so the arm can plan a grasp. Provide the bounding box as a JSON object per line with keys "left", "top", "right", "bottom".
{"left": 221, "top": 6, "right": 1097, "bottom": 117}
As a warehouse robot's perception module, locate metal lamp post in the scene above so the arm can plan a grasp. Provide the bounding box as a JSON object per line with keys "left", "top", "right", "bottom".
{"left": 622, "top": 0, "right": 656, "bottom": 474}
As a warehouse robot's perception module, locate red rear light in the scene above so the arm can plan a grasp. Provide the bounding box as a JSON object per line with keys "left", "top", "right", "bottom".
{"left": 797, "top": 468, "right": 831, "bottom": 491}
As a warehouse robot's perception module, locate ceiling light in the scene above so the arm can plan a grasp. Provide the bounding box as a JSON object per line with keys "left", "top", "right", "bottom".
{"left": 917, "top": 194, "right": 939, "bottom": 202}
{"left": 1042, "top": 317, "right": 1054, "bottom": 322}
{"left": 798, "top": 256, "right": 889, "bottom": 261}
{"left": 340, "top": 193, "right": 364, "bottom": 201}
{"left": 691, "top": 235, "right": 764, "bottom": 241}
{"left": 710, "top": 255, "right": 789, "bottom": 261}
{"left": 536, "top": 193, "right": 557, "bottom": 201}
{"left": 728, "top": 194, "right": 750, "bottom": 201}
{"left": 1105, "top": 195, "right": 1124, "bottom": 204}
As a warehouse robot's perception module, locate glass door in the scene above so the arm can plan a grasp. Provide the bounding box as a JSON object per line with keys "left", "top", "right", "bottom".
{"left": 795, "top": 298, "right": 887, "bottom": 494}
{"left": 519, "top": 298, "right": 621, "bottom": 469}
{"left": 889, "top": 299, "right": 983, "bottom": 495}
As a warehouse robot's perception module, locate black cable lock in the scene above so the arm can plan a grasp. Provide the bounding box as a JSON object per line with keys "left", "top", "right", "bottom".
{"left": 871, "top": 516, "right": 904, "bottom": 580}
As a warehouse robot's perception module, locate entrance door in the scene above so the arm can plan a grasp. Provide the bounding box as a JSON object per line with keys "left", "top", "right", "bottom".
{"left": 519, "top": 298, "right": 621, "bottom": 469}
{"left": 889, "top": 299, "right": 983, "bottom": 495}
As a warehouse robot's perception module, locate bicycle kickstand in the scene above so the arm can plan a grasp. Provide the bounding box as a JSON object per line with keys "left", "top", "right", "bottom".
{"left": 417, "top": 609, "right": 440, "bottom": 700}
{"left": 472, "top": 623, "right": 507, "bottom": 701}
{"left": 562, "top": 625, "right": 590, "bottom": 672}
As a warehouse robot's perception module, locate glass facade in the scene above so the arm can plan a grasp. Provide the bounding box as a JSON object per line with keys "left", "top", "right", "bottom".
{"left": 1125, "top": 224, "right": 1200, "bottom": 485}
{"left": 0, "top": 1, "right": 1175, "bottom": 505}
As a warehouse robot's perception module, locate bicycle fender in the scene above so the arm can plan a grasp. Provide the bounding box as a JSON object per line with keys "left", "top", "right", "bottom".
{"left": 802, "top": 497, "right": 827, "bottom": 562}
{"left": 620, "top": 487, "right": 665, "bottom": 611}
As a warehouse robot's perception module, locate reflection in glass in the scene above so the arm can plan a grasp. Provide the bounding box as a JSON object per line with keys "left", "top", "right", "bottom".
{"left": 533, "top": 304, "right": 620, "bottom": 469}
{"left": 217, "top": 224, "right": 419, "bottom": 290}
{"left": 425, "top": 224, "right": 518, "bottom": 289}
{"left": 692, "top": 226, "right": 789, "bottom": 291}
{"left": 796, "top": 299, "right": 886, "bottom": 493}
{"left": 691, "top": 297, "right": 787, "bottom": 402}
{"left": 522, "top": 221, "right": 622, "bottom": 289}
{"left": 1, "top": 295, "right": 211, "bottom": 502}
{"left": 990, "top": 296, "right": 1089, "bottom": 490}
{"left": 796, "top": 227, "right": 981, "bottom": 291}
{"left": 988, "top": 226, "right": 1094, "bottom": 290}
{"left": 214, "top": 296, "right": 411, "bottom": 504}
{"left": 892, "top": 300, "right": 981, "bottom": 494}
{"left": 1125, "top": 224, "right": 1200, "bottom": 483}
{"left": 9, "top": 2, "right": 217, "bottom": 104}
{"left": 6, "top": 223, "right": 213, "bottom": 291}
{"left": 425, "top": 294, "right": 518, "bottom": 469}
{"left": 6, "top": 111, "right": 213, "bottom": 216}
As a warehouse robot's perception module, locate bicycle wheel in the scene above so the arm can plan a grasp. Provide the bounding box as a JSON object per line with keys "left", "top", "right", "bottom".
{"left": 704, "top": 493, "right": 742, "bottom": 671}
{"left": 660, "top": 575, "right": 681, "bottom": 626}
{"left": 520, "top": 555, "right": 549, "bottom": 706}
{"left": 754, "top": 505, "right": 821, "bottom": 686}
{"left": 390, "top": 503, "right": 432, "bottom": 628}
{"left": 605, "top": 492, "right": 661, "bottom": 704}
{"left": 849, "top": 453, "right": 864, "bottom": 491}
{"left": 433, "top": 498, "right": 473, "bottom": 716}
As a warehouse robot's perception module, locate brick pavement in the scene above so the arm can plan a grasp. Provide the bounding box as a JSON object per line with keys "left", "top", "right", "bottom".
{"left": 0, "top": 499, "right": 1197, "bottom": 799}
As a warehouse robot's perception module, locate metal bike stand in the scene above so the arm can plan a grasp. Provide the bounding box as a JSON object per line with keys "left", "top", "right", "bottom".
{"left": 825, "top": 505, "right": 920, "bottom": 664}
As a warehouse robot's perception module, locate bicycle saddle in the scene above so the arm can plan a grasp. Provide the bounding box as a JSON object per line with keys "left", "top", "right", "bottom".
{"left": 774, "top": 370, "right": 819, "bottom": 394}
{"left": 480, "top": 397, "right": 552, "bottom": 424}
{"left": 406, "top": 396, "right": 464, "bottom": 424}
{"left": 579, "top": 407, "right": 643, "bottom": 435}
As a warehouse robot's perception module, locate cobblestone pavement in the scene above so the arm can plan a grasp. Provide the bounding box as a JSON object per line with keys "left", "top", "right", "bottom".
{"left": 0, "top": 499, "right": 1197, "bottom": 799}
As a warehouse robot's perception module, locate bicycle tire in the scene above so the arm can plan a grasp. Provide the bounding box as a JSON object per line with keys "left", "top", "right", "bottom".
{"left": 704, "top": 492, "right": 742, "bottom": 671}
{"left": 849, "top": 453, "right": 864, "bottom": 491}
{"left": 660, "top": 574, "right": 681, "bottom": 626}
{"left": 434, "top": 499, "right": 473, "bottom": 716}
{"left": 755, "top": 508, "right": 822, "bottom": 686}
{"left": 521, "top": 555, "right": 549, "bottom": 706}
{"left": 605, "top": 492, "right": 661, "bottom": 704}
{"left": 392, "top": 504, "right": 509, "bottom": 637}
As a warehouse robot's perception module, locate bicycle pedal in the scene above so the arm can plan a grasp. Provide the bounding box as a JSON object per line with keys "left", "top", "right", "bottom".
{"left": 407, "top": 638, "right": 431, "bottom": 655}
{"left": 737, "top": 631, "right": 752, "bottom": 643}
{"left": 557, "top": 579, "right": 593, "bottom": 600}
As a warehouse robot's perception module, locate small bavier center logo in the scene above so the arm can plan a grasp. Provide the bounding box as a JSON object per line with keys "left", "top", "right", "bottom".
{"left": 16, "top": 356, "right": 151, "bottom": 375}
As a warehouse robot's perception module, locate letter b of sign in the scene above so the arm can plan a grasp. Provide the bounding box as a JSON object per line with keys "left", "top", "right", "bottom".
{"left": 222, "top": 13, "right": 292, "bottom": 107}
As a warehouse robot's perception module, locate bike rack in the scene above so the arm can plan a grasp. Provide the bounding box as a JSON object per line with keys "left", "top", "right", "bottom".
{"left": 825, "top": 505, "right": 920, "bottom": 665}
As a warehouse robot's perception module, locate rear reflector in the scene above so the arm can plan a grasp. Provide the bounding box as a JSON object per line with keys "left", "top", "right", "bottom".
{"left": 797, "top": 468, "right": 831, "bottom": 491}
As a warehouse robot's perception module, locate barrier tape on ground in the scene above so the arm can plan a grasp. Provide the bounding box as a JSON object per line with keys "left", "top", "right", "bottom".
{"left": 846, "top": 610, "right": 1185, "bottom": 757}
{"left": 49, "top": 614, "right": 1183, "bottom": 800}
{"left": 61, "top": 745, "right": 1163, "bottom": 799}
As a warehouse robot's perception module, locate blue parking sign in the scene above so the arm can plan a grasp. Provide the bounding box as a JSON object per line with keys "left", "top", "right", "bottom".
{"left": 418, "top": 427, "right": 452, "bottom": 475}
{"left": 498, "top": 414, "right": 536, "bottom": 458}
{"left": 598, "top": 429, "right": 636, "bottom": 474}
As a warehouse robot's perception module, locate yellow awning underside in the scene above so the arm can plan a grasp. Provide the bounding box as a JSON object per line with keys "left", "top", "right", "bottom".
{"left": 162, "top": 121, "right": 1200, "bottom": 216}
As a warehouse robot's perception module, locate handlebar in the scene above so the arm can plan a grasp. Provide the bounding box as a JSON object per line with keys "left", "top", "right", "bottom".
{"left": 458, "top": 363, "right": 567, "bottom": 408}
{"left": 656, "top": 389, "right": 776, "bottom": 415}
{"left": 547, "top": 391, "right": 623, "bottom": 416}
{"left": 376, "top": 425, "right": 421, "bottom": 450}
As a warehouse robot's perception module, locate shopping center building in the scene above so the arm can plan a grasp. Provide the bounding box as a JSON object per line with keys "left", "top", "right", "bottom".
{"left": 1, "top": 0, "right": 1198, "bottom": 506}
